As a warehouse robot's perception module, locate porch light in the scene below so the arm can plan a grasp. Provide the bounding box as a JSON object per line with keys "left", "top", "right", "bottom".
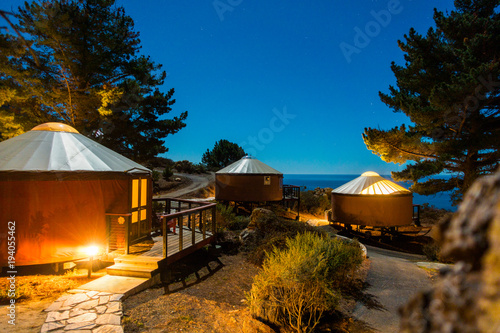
{"left": 85, "top": 245, "right": 100, "bottom": 278}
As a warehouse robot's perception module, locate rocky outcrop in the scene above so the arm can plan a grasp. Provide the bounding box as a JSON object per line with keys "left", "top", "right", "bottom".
{"left": 239, "top": 208, "right": 280, "bottom": 244}
{"left": 399, "top": 170, "right": 500, "bottom": 332}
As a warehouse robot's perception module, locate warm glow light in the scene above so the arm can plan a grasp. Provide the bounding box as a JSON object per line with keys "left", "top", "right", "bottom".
{"left": 360, "top": 180, "right": 408, "bottom": 195}
{"left": 85, "top": 245, "right": 99, "bottom": 257}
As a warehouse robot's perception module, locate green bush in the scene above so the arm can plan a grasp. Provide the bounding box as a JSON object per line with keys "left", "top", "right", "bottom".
{"left": 216, "top": 204, "right": 237, "bottom": 231}
{"left": 152, "top": 170, "right": 161, "bottom": 194}
{"left": 193, "top": 163, "right": 207, "bottom": 174}
{"left": 244, "top": 219, "right": 323, "bottom": 266}
{"left": 247, "top": 233, "right": 363, "bottom": 333}
{"left": 231, "top": 215, "right": 250, "bottom": 230}
{"left": 162, "top": 166, "right": 173, "bottom": 181}
{"left": 174, "top": 160, "right": 195, "bottom": 173}
{"left": 298, "top": 190, "right": 330, "bottom": 216}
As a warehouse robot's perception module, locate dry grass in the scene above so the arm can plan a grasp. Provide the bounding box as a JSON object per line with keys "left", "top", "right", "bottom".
{"left": 0, "top": 268, "right": 106, "bottom": 304}
{"left": 123, "top": 253, "right": 274, "bottom": 333}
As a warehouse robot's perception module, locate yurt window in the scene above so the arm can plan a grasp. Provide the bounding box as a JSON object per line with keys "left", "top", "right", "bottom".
{"left": 264, "top": 176, "right": 271, "bottom": 185}
{"left": 130, "top": 177, "right": 150, "bottom": 240}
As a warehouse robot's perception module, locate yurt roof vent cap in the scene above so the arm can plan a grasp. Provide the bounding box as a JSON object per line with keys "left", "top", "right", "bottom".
{"left": 31, "top": 122, "right": 79, "bottom": 134}
{"left": 216, "top": 156, "right": 282, "bottom": 174}
{"left": 361, "top": 171, "right": 380, "bottom": 177}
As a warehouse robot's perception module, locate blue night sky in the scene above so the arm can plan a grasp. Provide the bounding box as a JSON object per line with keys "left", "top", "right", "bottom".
{"left": 7, "top": 0, "right": 457, "bottom": 174}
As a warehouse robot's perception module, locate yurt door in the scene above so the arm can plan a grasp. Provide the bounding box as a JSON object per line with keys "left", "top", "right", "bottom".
{"left": 130, "top": 177, "right": 149, "bottom": 242}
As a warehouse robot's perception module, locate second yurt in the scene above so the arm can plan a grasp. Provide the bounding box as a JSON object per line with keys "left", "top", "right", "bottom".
{"left": 216, "top": 156, "right": 283, "bottom": 202}
{"left": 331, "top": 171, "right": 413, "bottom": 227}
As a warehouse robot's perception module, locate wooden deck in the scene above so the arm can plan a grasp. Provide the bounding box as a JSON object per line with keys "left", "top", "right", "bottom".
{"left": 106, "top": 198, "right": 217, "bottom": 278}
{"left": 118, "top": 226, "right": 215, "bottom": 266}
{"left": 145, "top": 227, "right": 214, "bottom": 264}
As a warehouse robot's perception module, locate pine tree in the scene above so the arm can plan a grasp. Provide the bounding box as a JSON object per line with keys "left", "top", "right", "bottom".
{"left": 202, "top": 139, "right": 246, "bottom": 171}
{"left": 363, "top": 0, "right": 500, "bottom": 204}
{"left": 0, "top": 0, "right": 187, "bottom": 162}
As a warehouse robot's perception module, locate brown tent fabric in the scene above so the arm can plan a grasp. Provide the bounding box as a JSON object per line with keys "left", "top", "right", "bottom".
{"left": 0, "top": 177, "right": 129, "bottom": 265}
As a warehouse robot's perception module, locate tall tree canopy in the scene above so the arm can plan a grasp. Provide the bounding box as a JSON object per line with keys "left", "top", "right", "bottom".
{"left": 202, "top": 139, "right": 246, "bottom": 171}
{"left": 0, "top": 0, "right": 187, "bottom": 162}
{"left": 363, "top": 0, "right": 500, "bottom": 204}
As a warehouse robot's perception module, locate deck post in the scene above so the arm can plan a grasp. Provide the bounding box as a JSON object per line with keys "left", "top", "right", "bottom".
{"left": 200, "top": 211, "right": 205, "bottom": 239}
{"left": 191, "top": 213, "right": 196, "bottom": 245}
{"left": 188, "top": 202, "right": 192, "bottom": 229}
{"left": 166, "top": 199, "right": 171, "bottom": 214}
{"left": 125, "top": 216, "right": 130, "bottom": 255}
{"left": 178, "top": 216, "right": 183, "bottom": 251}
{"left": 211, "top": 206, "right": 217, "bottom": 234}
{"left": 162, "top": 217, "right": 167, "bottom": 257}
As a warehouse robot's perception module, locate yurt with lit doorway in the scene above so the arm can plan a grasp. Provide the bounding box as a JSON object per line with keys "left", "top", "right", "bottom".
{"left": 330, "top": 171, "right": 413, "bottom": 227}
{"left": 216, "top": 156, "right": 283, "bottom": 202}
{"left": 0, "top": 123, "right": 152, "bottom": 267}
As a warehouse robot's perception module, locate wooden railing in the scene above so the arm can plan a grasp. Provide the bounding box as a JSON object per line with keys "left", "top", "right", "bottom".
{"left": 283, "top": 185, "right": 300, "bottom": 200}
{"left": 152, "top": 198, "right": 217, "bottom": 257}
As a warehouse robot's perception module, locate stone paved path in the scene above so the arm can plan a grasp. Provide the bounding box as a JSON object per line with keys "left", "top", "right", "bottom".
{"left": 41, "top": 289, "right": 124, "bottom": 333}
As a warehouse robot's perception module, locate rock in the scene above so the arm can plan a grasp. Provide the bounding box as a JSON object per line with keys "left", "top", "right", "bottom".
{"left": 239, "top": 228, "right": 256, "bottom": 243}
{"left": 247, "top": 208, "right": 280, "bottom": 231}
{"left": 62, "top": 293, "right": 89, "bottom": 307}
{"left": 399, "top": 170, "right": 500, "bottom": 332}
{"left": 95, "top": 313, "right": 121, "bottom": 325}
{"left": 239, "top": 208, "right": 281, "bottom": 245}
{"left": 40, "top": 321, "right": 65, "bottom": 332}
{"left": 93, "top": 325, "right": 124, "bottom": 333}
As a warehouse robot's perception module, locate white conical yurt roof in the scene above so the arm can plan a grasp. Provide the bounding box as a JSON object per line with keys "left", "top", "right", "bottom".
{"left": 332, "top": 171, "right": 411, "bottom": 195}
{"left": 216, "top": 156, "right": 282, "bottom": 175}
{"left": 0, "top": 122, "right": 150, "bottom": 173}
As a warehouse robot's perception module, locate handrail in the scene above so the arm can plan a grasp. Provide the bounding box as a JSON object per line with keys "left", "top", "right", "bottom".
{"left": 151, "top": 198, "right": 217, "bottom": 258}
{"left": 157, "top": 203, "right": 216, "bottom": 220}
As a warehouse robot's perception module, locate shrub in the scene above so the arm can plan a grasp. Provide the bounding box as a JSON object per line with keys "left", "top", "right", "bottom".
{"left": 193, "top": 163, "right": 207, "bottom": 174}
{"left": 422, "top": 240, "right": 454, "bottom": 263}
{"left": 216, "top": 203, "right": 237, "bottom": 231}
{"left": 247, "top": 233, "right": 363, "bottom": 333}
{"left": 162, "top": 166, "right": 173, "bottom": 181}
{"left": 152, "top": 170, "right": 161, "bottom": 194}
{"left": 419, "top": 203, "right": 453, "bottom": 226}
{"left": 298, "top": 190, "right": 330, "bottom": 216}
{"left": 174, "top": 160, "right": 196, "bottom": 173}
{"left": 244, "top": 219, "right": 323, "bottom": 266}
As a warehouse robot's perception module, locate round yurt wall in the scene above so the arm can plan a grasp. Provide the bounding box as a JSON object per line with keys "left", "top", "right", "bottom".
{"left": 331, "top": 171, "right": 413, "bottom": 227}
{"left": 215, "top": 156, "right": 283, "bottom": 202}
{"left": 0, "top": 123, "right": 151, "bottom": 266}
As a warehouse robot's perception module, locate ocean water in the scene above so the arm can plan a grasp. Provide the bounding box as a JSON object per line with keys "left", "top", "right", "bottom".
{"left": 283, "top": 174, "right": 456, "bottom": 212}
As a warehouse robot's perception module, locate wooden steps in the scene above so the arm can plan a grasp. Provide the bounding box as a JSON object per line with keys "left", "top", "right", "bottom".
{"left": 106, "top": 255, "right": 163, "bottom": 278}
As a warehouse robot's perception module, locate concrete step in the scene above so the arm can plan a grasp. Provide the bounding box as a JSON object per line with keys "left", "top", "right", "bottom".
{"left": 113, "top": 255, "right": 162, "bottom": 268}
{"left": 106, "top": 263, "right": 158, "bottom": 278}
{"left": 78, "top": 275, "right": 160, "bottom": 298}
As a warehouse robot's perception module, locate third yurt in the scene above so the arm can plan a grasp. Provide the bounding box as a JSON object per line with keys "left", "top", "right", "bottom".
{"left": 330, "top": 171, "right": 413, "bottom": 227}
{"left": 216, "top": 156, "right": 283, "bottom": 202}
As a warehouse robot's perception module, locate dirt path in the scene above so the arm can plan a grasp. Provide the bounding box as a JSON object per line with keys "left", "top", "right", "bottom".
{"left": 156, "top": 173, "right": 213, "bottom": 199}
{"left": 351, "top": 245, "right": 432, "bottom": 332}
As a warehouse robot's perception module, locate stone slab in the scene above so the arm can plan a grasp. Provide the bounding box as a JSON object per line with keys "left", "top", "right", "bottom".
{"left": 77, "top": 275, "right": 150, "bottom": 296}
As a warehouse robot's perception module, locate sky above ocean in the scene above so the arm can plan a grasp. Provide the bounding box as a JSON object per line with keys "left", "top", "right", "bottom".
{"left": 284, "top": 174, "right": 456, "bottom": 211}
{"left": 4, "top": 0, "right": 457, "bottom": 174}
